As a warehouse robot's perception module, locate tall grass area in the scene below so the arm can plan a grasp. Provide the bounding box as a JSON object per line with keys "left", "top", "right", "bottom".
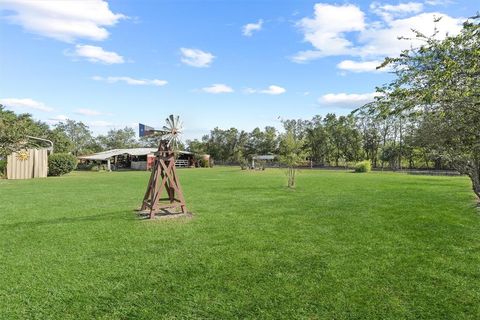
{"left": 0, "top": 168, "right": 479, "bottom": 319}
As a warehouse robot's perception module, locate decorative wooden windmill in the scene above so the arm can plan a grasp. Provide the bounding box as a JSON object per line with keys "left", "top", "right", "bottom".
{"left": 140, "top": 115, "right": 188, "bottom": 219}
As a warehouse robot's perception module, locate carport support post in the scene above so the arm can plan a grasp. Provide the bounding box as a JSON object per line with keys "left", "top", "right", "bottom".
{"left": 107, "top": 159, "right": 111, "bottom": 171}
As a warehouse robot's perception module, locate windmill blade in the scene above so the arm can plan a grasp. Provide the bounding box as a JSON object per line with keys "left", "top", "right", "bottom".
{"left": 174, "top": 115, "right": 180, "bottom": 129}
{"left": 166, "top": 114, "right": 175, "bottom": 130}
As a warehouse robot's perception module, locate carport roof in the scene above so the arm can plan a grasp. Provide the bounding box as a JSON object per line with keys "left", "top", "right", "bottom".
{"left": 78, "top": 148, "right": 193, "bottom": 161}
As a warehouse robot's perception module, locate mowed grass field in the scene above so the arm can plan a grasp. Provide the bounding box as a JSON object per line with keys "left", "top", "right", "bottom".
{"left": 0, "top": 167, "right": 479, "bottom": 319}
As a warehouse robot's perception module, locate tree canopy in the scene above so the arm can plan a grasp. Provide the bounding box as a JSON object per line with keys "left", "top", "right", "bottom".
{"left": 371, "top": 15, "right": 480, "bottom": 197}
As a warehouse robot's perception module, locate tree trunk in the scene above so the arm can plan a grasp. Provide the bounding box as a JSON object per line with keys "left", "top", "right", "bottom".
{"left": 470, "top": 169, "right": 480, "bottom": 200}
{"left": 457, "top": 159, "right": 480, "bottom": 201}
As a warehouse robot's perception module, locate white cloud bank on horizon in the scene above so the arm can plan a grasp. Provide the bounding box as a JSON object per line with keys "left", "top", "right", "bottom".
{"left": 293, "top": 2, "right": 464, "bottom": 73}
{"left": 0, "top": 98, "right": 53, "bottom": 112}
{"left": 92, "top": 76, "right": 167, "bottom": 86}
{"left": 180, "top": 48, "right": 215, "bottom": 68}
{"left": 0, "top": 0, "right": 126, "bottom": 42}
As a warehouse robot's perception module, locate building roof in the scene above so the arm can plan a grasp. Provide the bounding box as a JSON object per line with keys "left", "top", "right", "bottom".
{"left": 252, "top": 155, "right": 277, "bottom": 160}
{"left": 78, "top": 148, "right": 193, "bottom": 161}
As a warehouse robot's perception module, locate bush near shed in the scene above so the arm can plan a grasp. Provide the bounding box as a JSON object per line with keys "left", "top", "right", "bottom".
{"left": 48, "top": 153, "right": 77, "bottom": 176}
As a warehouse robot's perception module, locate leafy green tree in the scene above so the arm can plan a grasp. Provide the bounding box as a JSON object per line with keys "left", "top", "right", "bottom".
{"left": 0, "top": 105, "right": 32, "bottom": 157}
{"left": 186, "top": 139, "right": 207, "bottom": 154}
{"left": 97, "top": 127, "right": 139, "bottom": 150}
{"left": 0, "top": 105, "right": 75, "bottom": 156}
{"left": 48, "top": 128, "right": 74, "bottom": 153}
{"left": 279, "top": 130, "right": 306, "bottom": 188}
{"left": 376, "top": 16, "right": 480, "bottom": 197}
{"left": 55, "top": 120, "right": 94, "bottom": 156}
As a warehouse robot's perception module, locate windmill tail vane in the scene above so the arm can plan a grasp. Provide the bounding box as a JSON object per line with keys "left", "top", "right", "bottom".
{"left": 139, "top": 114, "right": 188, "bottom": 218}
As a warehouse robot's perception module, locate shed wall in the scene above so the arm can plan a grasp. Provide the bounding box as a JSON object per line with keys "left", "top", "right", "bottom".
{"left": 7, "top": 149, "right": 48, "bottom": 179}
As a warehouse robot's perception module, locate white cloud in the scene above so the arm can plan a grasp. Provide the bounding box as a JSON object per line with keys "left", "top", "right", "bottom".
{"left": 318, "top": 92, "right": 382, "bottom": 108}
{"left": 245, "top": 85, "right": 286, "bottom": 95}
{"left": 425, "top": 0, "right": 454, "bottom": 6}
{"left": 71, "top": 45, "right": 124, "bottom": 64}
{"left": 75, "top": 108, "right": 103, "bottom": 116}
{"left": 92, "top": 76, "right": 168, "bottom": 86}
{"left": 0, "top": 98, "right": 53, "bottom": 112}
{"left": 261, "top": 85, "right": 286, "bottom": 95}
{"left": 0, "top": 0, "right": 125, "bottom": 42}
{"left": 337, "top": 60, "right": 384, "bottom": 73}
{"left": 46, "top": 115, "right": 69, "bottom": 124}
{"left": 371, "top": 2, "right": 424, "bottom": 21}
{"left": 358, "top": 12, "right": 463, "bottom": 58}
{"left": 293, "top": 3, "right": 464, "bottom": 64}
{"left": 180, "top": 48, "right": 215, "bottom": 68}
{"left": 293, "top": 3, "right": 365, "bottom": 61}
{"left": 242, "top": 19, "right": 263, "bottom": 36}
{"left": 201, "top": 84, "right": 234, "bottom": 94}
{"left": 89, "top": 120, "right": 113, "bottom": 127}
{"left": 291, "top": 50, "right": 325, "bottom": 64}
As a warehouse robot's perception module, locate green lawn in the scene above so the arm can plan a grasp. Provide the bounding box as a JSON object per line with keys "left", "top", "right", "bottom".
{"left": 0, "top": 168, "right": 479, "bottom": 319}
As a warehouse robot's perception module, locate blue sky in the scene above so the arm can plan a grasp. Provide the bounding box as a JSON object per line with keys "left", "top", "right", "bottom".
{"left": 0, "top": 0, "right": 476, "bottom": 140}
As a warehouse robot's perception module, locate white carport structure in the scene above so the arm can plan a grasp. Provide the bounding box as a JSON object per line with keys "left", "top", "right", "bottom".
{"left": 251, "top": 154, "right": 277, "bottom": 169}
{"left": 78, "top": 148, "right": 157, "bottom": 171}
{"left": 78, "top": 148, "right": 195, "bottom": 170}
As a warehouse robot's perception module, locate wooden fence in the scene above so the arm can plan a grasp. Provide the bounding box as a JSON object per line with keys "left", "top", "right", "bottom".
{"left": 6, "top": 149, "right": 48, "bottom": 179}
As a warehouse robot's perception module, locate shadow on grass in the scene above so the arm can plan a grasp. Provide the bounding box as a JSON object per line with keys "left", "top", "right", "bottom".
{"left": 0, "top": 210, "right": 133, "bottom": 229}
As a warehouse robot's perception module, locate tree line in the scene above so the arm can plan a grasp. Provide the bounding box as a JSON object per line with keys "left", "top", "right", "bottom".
{"left": 184, "top": 110, "right": 451, "bottom": 170}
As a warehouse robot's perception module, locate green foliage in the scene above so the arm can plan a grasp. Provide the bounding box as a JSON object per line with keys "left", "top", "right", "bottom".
{"left": 0, "top": 105, "right": 74, "bottom": 157}
{"left": 0, "top": 159, "right": 6, "bottom": 177}
{"left": 187, "top": 126, "right": 278, "bottom": 163}
{"left": 48, "top": 153, "right": 77, "bottom": 176}
{"left": 48, "top": 127, "right": 74, "bottom": 153}
{"left": 55, "top": 120, "right": 94, "bottom": 156}
{"left": 354, "top": 160, "right": 371, "bottom": 173}
{"left": 279, "top": 130, "right": 306, "bottom": 188}
{"left": 98, "top": 127, "right": 140, "bottom": 150}
{"left": 239, "top": 158, "right": 249, "bottom": 170}
{"left": 76, "top": 162, "right": 96, "bottom": 171}
{"left": 198, "top": 158, "right": 210, "bottom": 168}
{"left": 374, "top": 15, "right": 480, "bottom": 197}
{"left": 0, "top": 169, "right": 479, "bottom": 318}
{"left": 0, "top": 105, "right": 34, "bottom": 157}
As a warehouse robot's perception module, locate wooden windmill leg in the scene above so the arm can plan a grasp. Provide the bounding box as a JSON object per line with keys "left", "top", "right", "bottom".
{"left": 149, "top": 164, "right": 163, "bottom": 218}
{"left": 141, "top": 162, "right": 157, "bottom": 210}
{"left": 150, "top": 159, "right": 169, "bottom": 216}
{"left": 174, "top": 175, "right": 187, "bottom": 213}
{"left": 168, "top": 161, "right": 187, "bottom": 213}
